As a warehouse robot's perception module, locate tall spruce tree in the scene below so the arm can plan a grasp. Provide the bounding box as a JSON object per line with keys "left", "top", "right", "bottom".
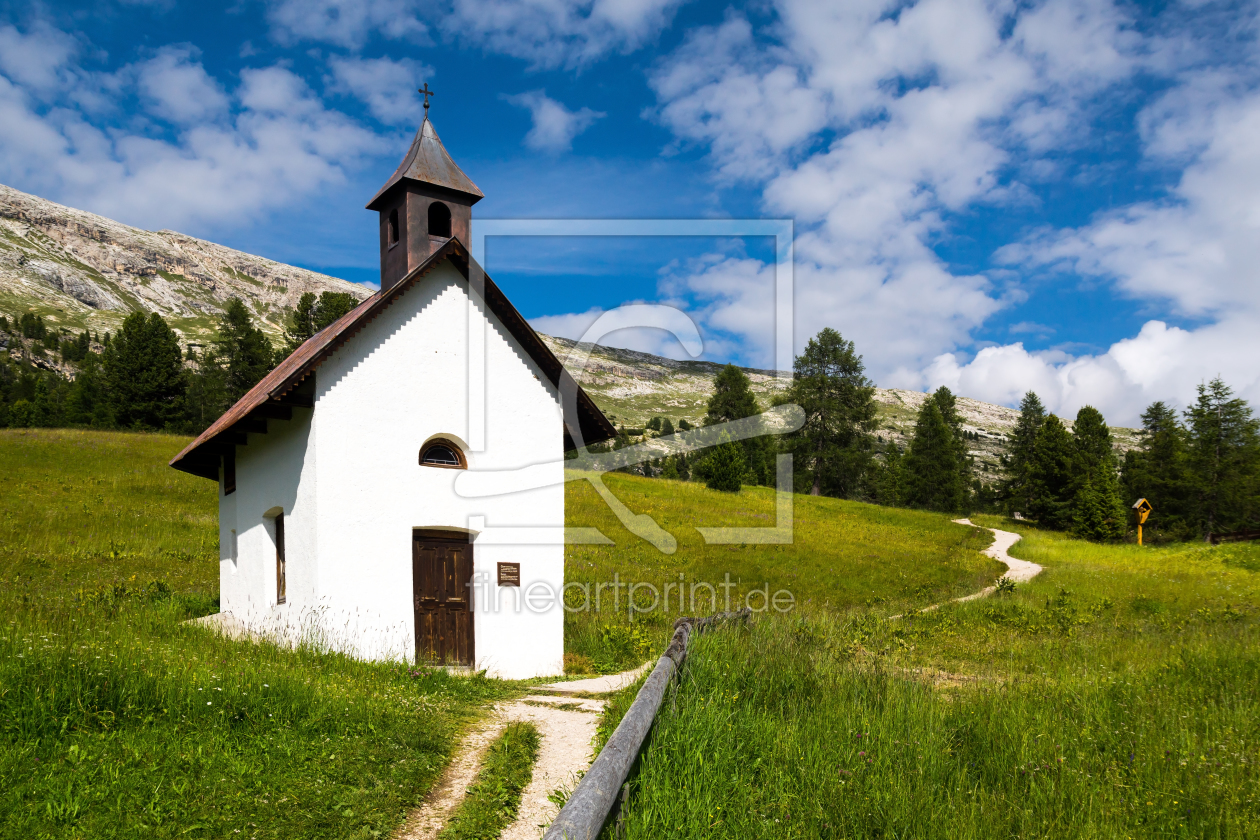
{"left": 63, "top": 353, "right": 110, "bottom": 428}
{"left": 215, "top": 298, "right": 275, "bottom": 404}
{"left": 1069, "top": 406, "right": 1126, "bottom": 541}
{"left": 705, "top": 364, "right": 771, "bottom": 485}
{"left": 904, "top": 397, "right": 966, "bottom": 512}
{"left": 1184, "top": 378, "right": 1260, "bottom": 539}
{"left": 103, "top": 312, "right": 186, "bottom": 430}
{"left": 874, "top": 440, "right": 907, "bottom": 507}
{"left": 778, "top": 328, "right": 877, "bottom": 497}
{"left": 933, "top": 386, "right": 972, "bottom": 502}
{"left": 1028, "top": 415, "right": 1075, "bottom": 529}
{"left": 283, "top": 291, "right": 359, "bottom": 357}
{"left": 1001, "top": 391, "right": 1046, "bottom": 516}
{"left": 1121, "top": 401, "right": 1192, "bottom": 540}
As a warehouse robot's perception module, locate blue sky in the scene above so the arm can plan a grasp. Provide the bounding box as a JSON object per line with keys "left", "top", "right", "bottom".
{"left": 2, "top": 0, "right": 1259, "bottom": 424}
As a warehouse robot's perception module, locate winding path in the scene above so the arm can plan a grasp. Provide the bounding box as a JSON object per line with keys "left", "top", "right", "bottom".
{"left": 891, "top": 520, "right": 1042, "bottom": 619}
{"left": 950, "top": 518, "right": 1042, "bottom": 600}
{"left": 394, "top": 523, "right": 1040, "bottom": 839}
{"left": 391, "top": 663, "right": 652, "bottom": 840}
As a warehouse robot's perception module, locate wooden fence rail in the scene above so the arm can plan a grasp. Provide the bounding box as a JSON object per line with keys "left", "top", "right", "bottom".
{"left": 1209, "top": 528, "right": 1260, "bottom": 545}
{"left": 541, "top": 608, "right": 752, "bottom": 840}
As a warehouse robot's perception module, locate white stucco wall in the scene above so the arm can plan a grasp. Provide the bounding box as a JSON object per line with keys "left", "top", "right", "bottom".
{"left": 220, "top": 260, "right": 566, "bottom": 679}
{"left": 218, "top": 407, "right": 316, "bottom": 640}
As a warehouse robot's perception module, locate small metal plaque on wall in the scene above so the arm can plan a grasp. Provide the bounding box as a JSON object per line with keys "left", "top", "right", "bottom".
{"left": 497, "top": 562, "right": 521, "bottom": 587}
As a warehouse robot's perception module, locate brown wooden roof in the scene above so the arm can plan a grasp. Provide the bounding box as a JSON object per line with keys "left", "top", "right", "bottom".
{"left": 366, "top": 117, "right": 484, "bottom": 210}
{"left": 169, "top": 238, "right": 616, "bottom": 481}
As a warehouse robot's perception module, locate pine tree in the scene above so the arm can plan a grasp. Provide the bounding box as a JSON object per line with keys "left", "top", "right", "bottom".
{"left": 1072, "top": 406, "right": 1115, "bottom": 472}
{"left": 932, "top": 386, "right": 972, "bottom": 506}
{"left": 1067, "top": 406, "right": 1127, "bottom": 541}
{"left": 703, "top": 434, "right": 746, "bottom": 493}
{"left": 215, "top": 298, "right": 274, "bottom": 404}
{"left": 64, "top": 354, "right": 110, "bottom": 427}
{"left": 1185, "top": 378, "right": 1260, "bottom": 539}
{"left": 661, "top": 457, "right": 680, "bottom": 480}
{"left": 285, "top": 292, "right": 319, "bottom": 352}
{"left": 283, "top": 291, "right": 359, "bottom": 357}
{"left": 1001, "top": 391, "right": 1046, "bottom": 517}
{"left": 874, "top": 441, "right": 907, "bottom": 506}
{"left": 778, "top": 328, "right": 877, "bottom": 497}
{"left": 30, "top": 377, "right": 54, "bottom": 427}
{"left": 705, "top": 364, "right": 771, "bottom": 485}
{"left": 1121, "top": 401, "right": 1192, "bottom": 540}
{"left": 660, "top": 417, "right": 675, "bottom": 437}
{"left": 904, "top": 399, "right": 966, "bottom": 512}
{"left": 1028, "top": 415, "right": 1075, "bottom": 529}
{"left": 1071, "top": 471, "right": 1127, "bottom": 542}
{"left": 103, "top": 312, "right": 187, "bottom": 430}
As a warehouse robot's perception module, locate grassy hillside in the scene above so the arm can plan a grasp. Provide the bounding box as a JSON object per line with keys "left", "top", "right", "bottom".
{"left": 562, "top": 472, "right": 1002, "bottom": 671}
{"left": 602, "top": 519, "right": 1260, "bottom": 838}
{"left": 0, "top": 430, "right": 510, "bottom": 839}
{"left": 0, "top": 429, "right": 1009, "bottom": 837}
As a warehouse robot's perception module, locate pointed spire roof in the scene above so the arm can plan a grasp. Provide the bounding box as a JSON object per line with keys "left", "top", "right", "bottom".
{"left": 366, "top": 117, "right": 484, "bottom": 209}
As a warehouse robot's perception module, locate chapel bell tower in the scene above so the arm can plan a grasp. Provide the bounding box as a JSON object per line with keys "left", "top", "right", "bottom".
{"left": 366, "top": 85, "right": 484, "bottom": 292}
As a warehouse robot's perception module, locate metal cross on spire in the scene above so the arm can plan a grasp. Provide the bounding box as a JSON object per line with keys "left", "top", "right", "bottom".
{"left": 419, "top": 83, "right": 434, "bottom": 116}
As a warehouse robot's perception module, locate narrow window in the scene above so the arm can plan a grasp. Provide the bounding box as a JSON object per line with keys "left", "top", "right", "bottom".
{"left": 223, "top": 452, "right": 236, "bottom": 495}
{"left": 275, "top": 513, "right": 286, "bottom": 604}
{"left": 419, "top": 438, "right": 466, "bottom": 469}
{"left": 388, "top": 208, "right": 399, "bottom": 245}
{"left": 427, "top": 202, "right": 451, "bottom": 238}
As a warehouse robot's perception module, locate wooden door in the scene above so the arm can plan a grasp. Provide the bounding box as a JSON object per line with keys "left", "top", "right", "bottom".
{"left": 412, "top": 533, "right": 474, "bottom": 666}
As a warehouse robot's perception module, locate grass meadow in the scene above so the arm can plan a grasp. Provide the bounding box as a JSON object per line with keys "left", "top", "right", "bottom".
{"left": 562, "top": 472, "right": 1001, "bottom": 672}
{"left": 0, "top": 430, "right": 513, "bottom": 839}
{"left": 600, "top": 518, "right": 1260, "bottom": 838}
{"left": 9, "top": 428, "right": 1248, "bottom": 839}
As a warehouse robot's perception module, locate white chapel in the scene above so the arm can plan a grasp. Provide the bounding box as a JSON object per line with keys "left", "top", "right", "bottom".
{"left": 170, "top": 105, "right": 615, "bottom": 679}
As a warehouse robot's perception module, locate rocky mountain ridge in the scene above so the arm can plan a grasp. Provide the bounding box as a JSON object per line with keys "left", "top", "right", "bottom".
{"left": 0, "top": 184, "right": 1136, "bottom": 483}
{"left": 540, "top": 335, "right": 1138, "bottom": 482}
{"left": 0, "top": 183, "right": 371, "bottom": 346}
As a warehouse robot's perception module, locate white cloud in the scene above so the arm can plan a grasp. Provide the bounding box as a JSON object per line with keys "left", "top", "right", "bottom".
{"left": 529, "top": 305, "right": 702, "bottom": 359}
{"left": 264, "top": 0, "right": 681, "bottom": 67}
{"left": 326, "top": 55, "right": 432, "bottom": 124}
{"left": 134, "top": 47, "right": 230, "bottom": 125}
{"left": 0, "top": 22, "right": 79, "bottom": 95}
{"left": 266, "top": 0, "right": 431, "bottom": 50}
{"left": 503, "top": 90, "right": 604, "bottom": 152}
{"left": 0, "top": 24, "right": 391, "bottom": 233}
{"left": 923, "top": 318, "right": 1260, "bottom": 426}
{"left": 639, "top": 0, "right": 1260, "bottom": 425}
{"left": 953, "top": 55, "right": 1260, "bottom": 421}
{"left": 443, "top": 0, "right": 685, "bottom": 69}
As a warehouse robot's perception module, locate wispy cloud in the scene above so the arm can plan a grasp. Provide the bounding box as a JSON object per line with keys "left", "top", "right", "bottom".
{"left": 503, "top": 89, "right": 604, "bottom": 153}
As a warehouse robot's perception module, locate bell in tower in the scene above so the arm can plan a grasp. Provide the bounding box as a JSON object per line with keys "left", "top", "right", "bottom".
{"left": 365, "top": 85, "right": 484, "bottom": 291}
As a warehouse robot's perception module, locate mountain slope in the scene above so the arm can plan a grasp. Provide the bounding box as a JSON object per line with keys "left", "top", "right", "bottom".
{"left": 0, "top": 184, "right": 1135, "bottom": 482}
{"left": 540, "top": 335, "right": 1138, "bottom": 482}
{"left": 0, "top": 183, "right": 371, "bottom": 346}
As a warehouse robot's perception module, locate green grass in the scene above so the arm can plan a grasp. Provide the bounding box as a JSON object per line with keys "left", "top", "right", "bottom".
{"left": 562, "top": 472, "right": 1002, "bottom": 671}
{"left": 13, "top": 429, "right": 1232, "bottom": 838}
{"left": 0, "top": 430, "right": 514, "bottom": 839}
{"left": 437, "top": 721, "right": 540, "bottom": 840}
{"left": 601, "top": 518, "right": 1260, "bottom": 839}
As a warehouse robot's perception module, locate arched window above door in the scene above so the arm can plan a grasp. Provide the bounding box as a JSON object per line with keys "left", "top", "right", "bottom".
{"left": 419, "top": 438, "right": 466, "bottom": 469}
